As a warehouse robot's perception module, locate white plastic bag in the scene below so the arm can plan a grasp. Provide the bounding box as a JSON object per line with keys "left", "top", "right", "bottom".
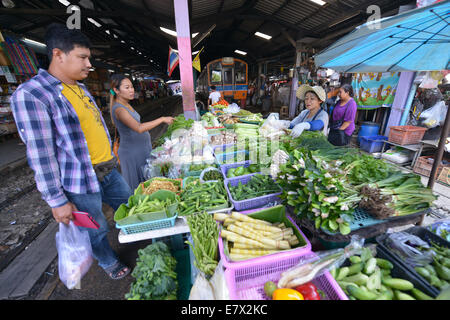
{"left": 419, "top": 100, "right": 447, "bottom": 128}
{"left": 419, "top": 71, "right": 439, "bottom": 89}
{"left": 55, "top": 221, "right": 93, "bottom": 289}
{"left": 189, "top": 273, "right": 216, "bottom": 300}
{"left": 209, "top": 261, "right": 230, "bottom": 300}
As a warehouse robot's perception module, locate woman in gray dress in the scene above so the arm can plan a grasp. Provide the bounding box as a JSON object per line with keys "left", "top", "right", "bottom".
{"left": 109, "top": 74, "right": 174, "bottom": 189}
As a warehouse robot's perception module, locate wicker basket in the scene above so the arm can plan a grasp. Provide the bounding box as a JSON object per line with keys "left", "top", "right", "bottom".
{"left": 388, "top": 125, "right": 427, "bottom": 145}
{"left": 413, "top": 156, "right": 449, "bottom": 179}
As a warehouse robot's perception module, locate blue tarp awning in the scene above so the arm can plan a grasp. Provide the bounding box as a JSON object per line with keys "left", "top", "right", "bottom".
{"left": 315, "top": 0, "right": 450, "bottom": 72}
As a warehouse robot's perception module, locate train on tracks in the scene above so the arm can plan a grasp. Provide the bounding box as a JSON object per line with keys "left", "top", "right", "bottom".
{"left": 196, "top": 57, "right": 248, "bottom": 109}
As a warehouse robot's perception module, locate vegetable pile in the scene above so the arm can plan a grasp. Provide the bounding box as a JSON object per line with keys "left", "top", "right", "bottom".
{"left": 140, "top": 178, "right": 180, "bottom": 195}
{"left": 124, "top": 194, "right": 177, "bottom": 217}
{"left": 413, "top": 242, "right": 450, "bottom": 291}
{"left": 201, "top": 112, "right": 220, "bottom": 127}
{"left": 276, "top": 149, "right": 357, "bottom": 235}
{"left": 228, "top": 174, "right": 281, "bottom": 201}
{"left": 157, "top": 115, "right": 194, "bottom": 146}
{"left": 331, "top": 247, "right": 434, "bottom": 300}
{"left": 215, "top": 212, "right": 299, "bottom": 261}
{"left": 202, "top": 169, "right": 224, "bottom": 182}
{"left": 179, "top": 180, "right": 229, "bottom": 216}
{"left": 185, "top": 212, "right": 219, "bottom": 276}
{"left": 125, "top": 242, "right": 178, "bottom": 300}
{"left": 226, "top": 164, "right": 261, "bottom": 178}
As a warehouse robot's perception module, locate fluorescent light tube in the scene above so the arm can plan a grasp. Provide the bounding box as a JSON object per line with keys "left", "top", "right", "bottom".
{"left": 255, "top": 32, "right": 272, "bottom": 40}
{"left": 234, "top": 49, "right": 247, "bottom": 55}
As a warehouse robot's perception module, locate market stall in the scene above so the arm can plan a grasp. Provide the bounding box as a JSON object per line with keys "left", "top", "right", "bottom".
{"left": 110, "top": 102, "right": 447, "bottom": 300}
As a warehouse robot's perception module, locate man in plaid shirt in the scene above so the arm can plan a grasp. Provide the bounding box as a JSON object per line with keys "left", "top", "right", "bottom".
{"left": 11, "top": 24, "right": 132, "bottom": 280}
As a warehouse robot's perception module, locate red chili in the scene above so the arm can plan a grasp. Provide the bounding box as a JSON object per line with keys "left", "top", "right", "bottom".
{"left": 294, "top": 282, "right": 321, "bottom": 300}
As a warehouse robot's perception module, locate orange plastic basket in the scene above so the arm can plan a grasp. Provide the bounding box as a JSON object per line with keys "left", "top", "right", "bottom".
{"left": 388, "top": 125, "right": 427, "bottom": 145}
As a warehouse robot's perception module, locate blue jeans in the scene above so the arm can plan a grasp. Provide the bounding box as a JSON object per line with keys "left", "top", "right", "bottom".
{"left": 65, "top": 169, "right": 132, "bottom": 270}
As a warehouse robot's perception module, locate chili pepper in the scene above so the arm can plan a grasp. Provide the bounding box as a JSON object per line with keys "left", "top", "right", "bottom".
{"left": 272, "top": 288, "right": 304, "bottom": 300}
{"left": 294, "top": 282, "right": 321, "bottom": 300}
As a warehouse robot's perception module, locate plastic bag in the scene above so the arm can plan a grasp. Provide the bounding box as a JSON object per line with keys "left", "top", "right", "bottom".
{"left": 209, "top": 261, "right": 230, "bottom": 300}
{"left": 419, "top": 71, "right": 439, "bottom": 89}
{"left": 55, "top": 221, "right": 93, "bottom": 289}
{"left": 428, "top": 219, "right": 450, "bottom": 242}
{"left": 277, "top": 235, "right": 365, "bottom": 288}
{"left": 189, "top": 273, "right": 216, "bottom": 300}
{"left": 200, "top": 167, "right": 223, "bottom": 183}
{"left": 419, "top": 100, "right": 447, "bottom": 128}
{"left": 384, "top": 232, "right": 434, "bottom": 267}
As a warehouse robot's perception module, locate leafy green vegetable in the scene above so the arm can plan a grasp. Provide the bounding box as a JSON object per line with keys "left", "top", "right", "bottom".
{"left": 157, "top": 115, "right": 194, "bottom": 146}
{"left": 125, "top": 242, "right": 178, "bottom": 300}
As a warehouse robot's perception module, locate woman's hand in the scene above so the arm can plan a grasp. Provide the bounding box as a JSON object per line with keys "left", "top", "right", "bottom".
{"left": 163, "top": 117, "right": 174, "bottom": 125}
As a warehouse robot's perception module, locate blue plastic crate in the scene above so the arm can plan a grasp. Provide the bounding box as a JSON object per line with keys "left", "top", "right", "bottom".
{"left": 116, "top": 213, "right": 178, "bottom": 235}
{"left": 321, "top": 207, "right": 387, "bottom": 235}
{"left": 215, "top": 150, "right": 250, "bottom": 165}
{"left": 360, "top": 135, "right": 388, "bottom": 153}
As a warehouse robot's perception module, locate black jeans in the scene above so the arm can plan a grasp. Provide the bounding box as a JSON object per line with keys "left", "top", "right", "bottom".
{"left": 328, "top": 129, "right": 351, "bottom": 146}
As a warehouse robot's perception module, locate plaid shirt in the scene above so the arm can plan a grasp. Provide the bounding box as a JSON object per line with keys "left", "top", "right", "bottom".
{"left": 11, "top": 69, "right": 113, "bottom": 208}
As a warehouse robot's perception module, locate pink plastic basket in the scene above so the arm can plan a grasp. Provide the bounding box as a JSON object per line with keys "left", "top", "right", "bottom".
{"left": 218, "top": 206, "right": 312, "bottom": 270}
{"left": 225, "top": 174, "right": 282, "bottom": 211}
{"left": 224, "top": 251, "right": 348, "bottom": 300}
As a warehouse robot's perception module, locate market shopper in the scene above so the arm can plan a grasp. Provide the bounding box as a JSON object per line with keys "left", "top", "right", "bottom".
{"left": 289, "top": 85, "right": 329, "bottom": 138}
{"left": 110, "top": 74, "right": 174, "bottom": 190}
{"left": 208, "top": 85, "right": 222, "bottom": 105}
{"left": 10, "top": 23, "right": 132, "bottom": 280}
{"left": 328, "top": 84, "right": 357, "bottom": 146}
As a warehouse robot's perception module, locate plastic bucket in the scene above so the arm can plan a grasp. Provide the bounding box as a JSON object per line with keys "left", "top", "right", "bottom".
{"left": 358, "top": 122, "right": 380, "bottom": 144}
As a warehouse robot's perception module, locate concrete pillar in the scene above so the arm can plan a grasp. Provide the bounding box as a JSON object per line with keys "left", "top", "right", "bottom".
{"left": 289, "top": 42, "right": 302, "bottom": 119}
{"left": 174, "top": 0, "right": 196, "bottom": 120}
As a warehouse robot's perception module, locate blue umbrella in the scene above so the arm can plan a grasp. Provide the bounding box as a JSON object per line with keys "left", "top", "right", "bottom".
{"left": 315, "top": 0, "right": 450, "bottom": 72}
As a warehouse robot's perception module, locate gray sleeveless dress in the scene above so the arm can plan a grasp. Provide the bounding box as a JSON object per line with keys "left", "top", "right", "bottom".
{"left": 112, "top": 103, "right": 152, "bottom": 190}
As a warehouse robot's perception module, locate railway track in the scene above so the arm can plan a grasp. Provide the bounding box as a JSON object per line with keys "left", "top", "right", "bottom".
{"left": 0, "top": 96, "right": 184, "bottom": 282}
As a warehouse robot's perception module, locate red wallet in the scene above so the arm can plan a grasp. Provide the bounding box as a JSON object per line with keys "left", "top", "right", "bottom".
{"left": 72, "top": 211, "right": 100, "bottom": 229}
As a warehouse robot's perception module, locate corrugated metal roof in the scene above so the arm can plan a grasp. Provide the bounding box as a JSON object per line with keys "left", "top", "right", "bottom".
{"left": 0, "top": 0, "right": 407, "bottom": 74}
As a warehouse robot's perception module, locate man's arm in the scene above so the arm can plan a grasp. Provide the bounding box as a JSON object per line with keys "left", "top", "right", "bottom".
{"left": 11, "top": 89, "right": 69, "bottom": 209}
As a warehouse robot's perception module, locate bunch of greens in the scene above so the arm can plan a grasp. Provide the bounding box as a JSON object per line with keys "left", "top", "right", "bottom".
{"left": 157, "top": 114, "right": 194, "bottom": 145}
{"left": 340, "top": 153, "right": 396, "bottom": 186}
{"left": 359, "top": 172, "right": 437, "bottom": 219}
{"left": 125, "top": 242, "right": 178, "bottom": 300}
{"left": 185, "top": 211, "right": 219, "bottom": 276}
{"left": 276, "top": 148, "right": 360, "bottom": 235}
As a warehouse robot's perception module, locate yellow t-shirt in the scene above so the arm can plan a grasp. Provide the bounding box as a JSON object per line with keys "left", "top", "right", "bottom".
{"left": 62, "top": 84, "right": 112, "bottom": 165}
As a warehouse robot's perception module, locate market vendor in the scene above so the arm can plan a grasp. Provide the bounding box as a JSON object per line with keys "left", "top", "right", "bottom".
{"left": 110, "top": 74, "right": 174, "bottom": 190}
{"left": 289, "top": 85, "right": 329, "bottom": 138}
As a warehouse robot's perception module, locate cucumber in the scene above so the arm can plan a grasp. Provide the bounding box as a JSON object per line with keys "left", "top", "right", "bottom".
{"left": 347, "top": 262, "right": 364, "bottom": 276}
{"left": 382, "top": 278, "right": 414, "bottom": 291}
{"left": 410, "top": 288, "right": 434, "bottom": 300}
{"left": 336, "top": 267, "right": 350, "bottom": 281}
{"left": 375, "top": 289, "right": 394, "bottom": 300}
{"left": 394, "top": 290, "right": 416, "bottom": 300}
{"left": 343, "top": 273, "right": 369, "bottom": 286}
{"left": 349, "top": 256, "right": 362, "bottom": 264}
{"left": 415, "top": 266, "right": 431, "bottom": 279}
{"left": 376, "top": 258, "right": 394, "bottom": 270}
{"left": 364, "top": 258, "right": 377, "bottom": 275}
{"left": 347, "top": 285, "right": 378, "bottom": 300}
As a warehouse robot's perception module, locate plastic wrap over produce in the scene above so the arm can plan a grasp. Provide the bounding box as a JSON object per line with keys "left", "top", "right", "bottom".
{"left": 277, "top": 235, "right": 365, "bottom": 289}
